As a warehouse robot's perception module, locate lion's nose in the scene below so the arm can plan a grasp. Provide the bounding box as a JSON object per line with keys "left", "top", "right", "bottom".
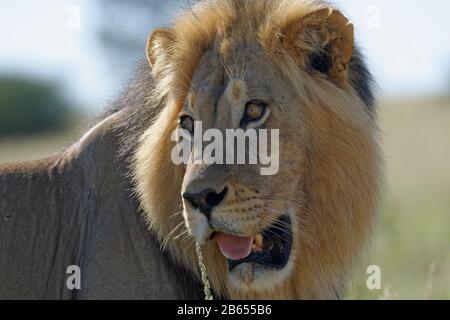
{"left": 183, "top": 187, "right": 228, "bottom": 218}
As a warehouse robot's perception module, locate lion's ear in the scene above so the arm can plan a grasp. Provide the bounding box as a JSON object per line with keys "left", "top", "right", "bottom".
{"left": 281, "top": 8, "right": 354, "bottom": 86}
{"left": 146, "top": 27, "right": 175, "bottom": 70}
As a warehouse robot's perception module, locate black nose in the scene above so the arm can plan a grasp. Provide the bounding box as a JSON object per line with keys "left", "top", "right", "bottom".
{"left": 183, "top": 187, "right": 228, "bottom": 218}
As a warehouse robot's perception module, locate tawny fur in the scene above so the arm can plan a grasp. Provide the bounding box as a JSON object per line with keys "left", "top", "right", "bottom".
{"left": 134, "top": 0, "right": 382, "bottom": 299}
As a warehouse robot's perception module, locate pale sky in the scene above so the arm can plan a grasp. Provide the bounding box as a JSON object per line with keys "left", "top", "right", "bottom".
{"left": 0, "top": 0, "right": 449, "bottom": 111}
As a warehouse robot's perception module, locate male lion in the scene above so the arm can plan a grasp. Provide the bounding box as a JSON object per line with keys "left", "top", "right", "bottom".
{"left": 0, "top": 0, "right": 381, "bottom": 299}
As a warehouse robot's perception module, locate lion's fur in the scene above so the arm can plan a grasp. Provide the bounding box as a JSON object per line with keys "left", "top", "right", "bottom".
{"left": 133, "top": 0, "right": 382, "bottom": 299}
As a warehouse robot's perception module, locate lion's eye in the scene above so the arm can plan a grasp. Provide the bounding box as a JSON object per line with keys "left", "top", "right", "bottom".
{"left": 242, "top": 100, "right": 267, "bottom": 126}
{"left": 179, "top": 115, "right": 194, "bottom": 134}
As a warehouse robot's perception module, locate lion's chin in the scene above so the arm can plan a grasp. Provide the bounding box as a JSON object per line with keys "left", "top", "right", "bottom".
{"left": 227, "top": 256, "right": 296, "bottom": 292}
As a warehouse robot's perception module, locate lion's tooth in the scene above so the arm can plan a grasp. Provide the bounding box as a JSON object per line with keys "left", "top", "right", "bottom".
{"left": 255, "top": 234, "right": 263, "bottom": 248}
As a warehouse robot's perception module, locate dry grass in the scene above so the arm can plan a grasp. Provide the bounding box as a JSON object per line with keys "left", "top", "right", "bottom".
{"left": 0, "top": 122, "right": 87, "bottom": 165}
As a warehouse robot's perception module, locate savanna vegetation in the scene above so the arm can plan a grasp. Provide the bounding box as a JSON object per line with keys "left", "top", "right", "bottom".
{"left": 0, "top": 76, "right": 73, "bottom": 136}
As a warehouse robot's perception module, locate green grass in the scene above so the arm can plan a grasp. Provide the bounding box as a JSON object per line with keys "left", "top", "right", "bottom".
{"left": 348, "top": 97, "right": 450, "bottom": 299}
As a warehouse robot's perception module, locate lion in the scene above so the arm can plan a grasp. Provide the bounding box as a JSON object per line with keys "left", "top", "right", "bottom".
{"left": 134, "top": 0, "right": 382, "bottom": 299}
{"left": 0, "top": 0, "right": 381, "bottom": 300}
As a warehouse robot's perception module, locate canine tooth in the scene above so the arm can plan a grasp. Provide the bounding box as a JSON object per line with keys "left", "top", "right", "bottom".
{"left": 255, "top": 234, "right": 263, "bottom": 248}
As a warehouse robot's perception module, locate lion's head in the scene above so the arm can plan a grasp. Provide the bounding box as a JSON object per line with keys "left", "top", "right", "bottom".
{"left": 133, "top": 0, "right": 381, "bottom": 299}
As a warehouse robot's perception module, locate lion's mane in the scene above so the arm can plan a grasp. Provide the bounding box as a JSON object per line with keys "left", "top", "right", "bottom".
{"left": 131, "top": 0, "right": 382, "bottom": 299}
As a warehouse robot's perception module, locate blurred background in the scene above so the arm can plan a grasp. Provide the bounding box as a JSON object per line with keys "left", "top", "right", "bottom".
{"left": 0, "top": 0, "right": 449, "bottom": 299}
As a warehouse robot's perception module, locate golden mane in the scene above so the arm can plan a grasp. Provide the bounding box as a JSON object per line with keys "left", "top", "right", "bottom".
{"left": 134, "top": 0, "right": 382, "bottom": 299}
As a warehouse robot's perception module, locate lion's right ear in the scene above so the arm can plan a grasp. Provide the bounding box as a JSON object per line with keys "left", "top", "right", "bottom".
{"left": 146, "top": 28, "right": 175, "bottom": 70}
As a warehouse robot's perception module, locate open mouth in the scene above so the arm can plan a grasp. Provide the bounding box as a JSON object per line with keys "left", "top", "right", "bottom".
{"left": 212, "top": 215, "right": 292, "bottom": 272}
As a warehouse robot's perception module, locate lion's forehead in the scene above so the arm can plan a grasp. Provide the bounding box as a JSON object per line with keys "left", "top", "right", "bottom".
{"left": 191, "top": 46, "right": 276, "bottom": 90}
{"left": 187, "top": 48, "right": 290, "bottom": 121}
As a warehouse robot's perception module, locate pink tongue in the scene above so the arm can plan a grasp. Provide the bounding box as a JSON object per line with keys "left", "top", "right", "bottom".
{"left": 214, "top": 233, "right": 254, "bottom": 260}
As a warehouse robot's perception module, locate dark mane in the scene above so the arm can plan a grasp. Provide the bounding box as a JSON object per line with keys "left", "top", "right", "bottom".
{"left": 349, "top": 47, "right": 376, "bottom": 113}
{"left": 95, "top": 60, "right": 164, "bottom": 162}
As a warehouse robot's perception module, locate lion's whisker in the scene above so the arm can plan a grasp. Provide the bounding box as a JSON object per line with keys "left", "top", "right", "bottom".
{"left": 225, "top": 66, "right": 233, "bottom": 81}
{"left": 251, "top": 209, "right": 295, "bottom": 237}
{"left": 161, "top": 221, "right": 186, "bottom": 251}
{"left": 239, "top": 56, "right": 246, "bottom": 81}
{"left": 173, "top": 229, "right": 190, "bottom": 241}
{"left": 253, "top": 208, "right": 315, "bottom": 245}
{"left": 260, "top": 206, "right": 310, "bottom": 230}
{"left": 169, "top": 210, "right": 184, "bottom": 220}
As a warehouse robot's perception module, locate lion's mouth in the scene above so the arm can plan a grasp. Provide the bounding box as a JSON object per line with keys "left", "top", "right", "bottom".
{"left": 212, "top": 215, "right": 292, "bottom": 271}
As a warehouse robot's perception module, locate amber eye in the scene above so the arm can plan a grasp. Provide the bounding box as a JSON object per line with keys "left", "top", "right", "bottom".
{"left": 179, "top": 115, "right": 194, "bottom": 134}
{"left": 242, "top": 100, "right": 267, "bottom": 125}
